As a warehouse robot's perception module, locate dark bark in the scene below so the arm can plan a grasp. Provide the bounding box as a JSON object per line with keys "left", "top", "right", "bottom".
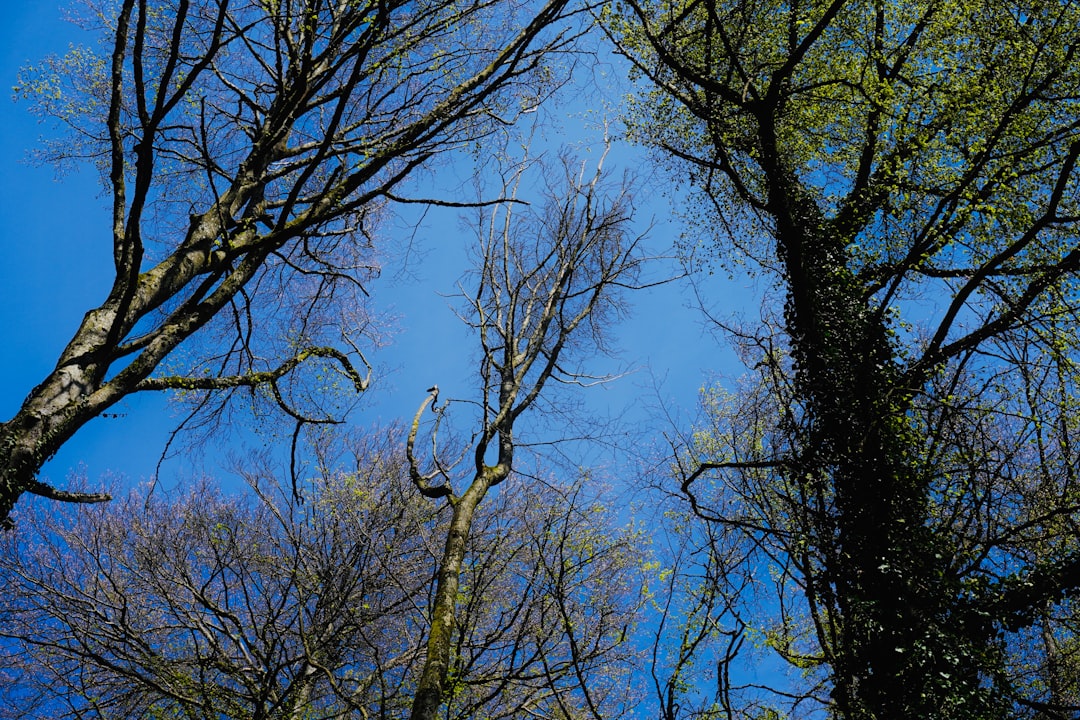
{"left": 759, "top": 133, "right": 976, "bottom": 718}
{"left": 611, "top": 0, "right": 1080, "bottom": 714}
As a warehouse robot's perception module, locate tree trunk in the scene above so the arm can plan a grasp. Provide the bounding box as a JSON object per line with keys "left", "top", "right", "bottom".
{"left": 409, "top": 467, "right": 501, "bottom": 720}
{"left": 766, "top": 164, "right": 994, "bottom": 717}
{"left": 0, "top": 340, "right": 114, "bottom": 525}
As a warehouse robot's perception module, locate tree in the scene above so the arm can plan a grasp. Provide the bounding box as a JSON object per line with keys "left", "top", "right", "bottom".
{"left": 641, "top": 501, "right": 753, "bottom": 720}
{"left": 607, "top": 0, "right": 1080, "bottom": 716}
{"left": 405, "top": 147, "right": 651, "bottom": 720}
{"left": 0, "top": 437, "right": 433, "bottom": 720}
{"left": 0, "top": 0, "right": 581, "bottom": 526}
{"left": 423, "top": 475, "right": 645, "bottom": 720}
{"left": 0, "top": 430, "right": 645, "bottom": 720}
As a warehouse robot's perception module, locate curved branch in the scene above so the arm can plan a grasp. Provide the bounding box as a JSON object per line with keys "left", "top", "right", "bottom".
{"left": 406, "top": 387, "right": 453, "bottom": 500}
{"left": 132, "top": 346, "right": 371, "bottom": 394}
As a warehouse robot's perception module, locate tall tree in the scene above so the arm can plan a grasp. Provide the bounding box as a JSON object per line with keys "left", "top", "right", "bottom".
{"left": 405, "top": 148, "right": 650, "bottom": 720}
{"left": 0, "top": 0, "right": 579, "bottom": 526}
{"left": 608, "top": 0, "right": 1080, "bottom": 716}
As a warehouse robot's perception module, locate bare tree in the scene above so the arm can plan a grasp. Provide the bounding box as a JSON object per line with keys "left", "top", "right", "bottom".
{"left": 642, "top": 509, "right": 757, "bottom": 720}
{"left": 0, "top": 429, "right": 645, "bottom": 720}
{"left": 0, "top": 0, "right": 582, "bottom": 526}
{"left": 439, "top": 476, "right": 645, "bottom": 720}
{"left": 0, "top": 435, "right": 433, "bottom": 719}
{"left": 405, "top": 148, "right": 651, "bottom": 720}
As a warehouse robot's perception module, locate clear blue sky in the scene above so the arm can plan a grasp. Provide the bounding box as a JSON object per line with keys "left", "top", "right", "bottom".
{"left": 0, "top": 2, "right": 748, "bottom": 501}
{"left": 0, "top": 5, "right": 783, "bottom": 712}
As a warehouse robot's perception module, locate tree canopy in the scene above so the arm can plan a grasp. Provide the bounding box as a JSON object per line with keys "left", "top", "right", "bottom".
{"left": 0, "top": 437, "right": 643, "bottom": 720}
{"left": 608, "top": 0, "right": 1080, "bottom": 715}
{"left": 4, "top": 0, "right": 1080, "bottom": 718}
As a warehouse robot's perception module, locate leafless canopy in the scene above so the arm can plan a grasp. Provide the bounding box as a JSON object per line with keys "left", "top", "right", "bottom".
{"left": 0, "top": 432, "right": 644, "bottom": 720}
{"left": 405, "top": 149, "right": 651, "bottom": 720}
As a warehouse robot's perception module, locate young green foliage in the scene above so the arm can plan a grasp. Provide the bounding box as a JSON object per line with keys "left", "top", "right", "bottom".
{"left": 608, "top": 0, "right": 1080, "bottom": 715}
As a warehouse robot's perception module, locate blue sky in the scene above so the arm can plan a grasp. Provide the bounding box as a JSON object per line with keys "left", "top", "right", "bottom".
{"left": 0, "top": 2, "right": 748, "bottom": 503}
{"left": 0, "top": 5, "right": 786, "bottom": 713}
